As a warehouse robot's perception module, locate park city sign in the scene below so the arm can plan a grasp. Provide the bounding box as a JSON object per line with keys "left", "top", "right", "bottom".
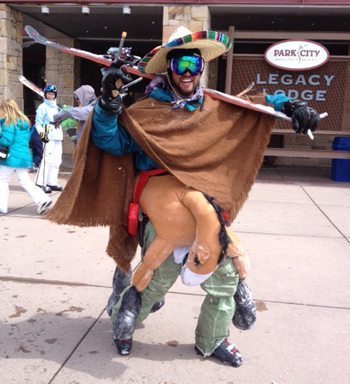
{"left": 264, "top": 40, "right": 329, "bottom": 71}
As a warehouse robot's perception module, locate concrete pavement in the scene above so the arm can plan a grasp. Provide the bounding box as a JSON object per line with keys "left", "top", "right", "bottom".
{"left": 1, "top": 163, "right": 350, "bottom": 384}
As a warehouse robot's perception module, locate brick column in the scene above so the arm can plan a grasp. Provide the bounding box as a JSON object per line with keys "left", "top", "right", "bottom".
{"left": 45, "top": 37, "right": 75, "bottom": 106}
{"left": 0, "top": 4, "right": 23, "bottom": 107}
{"left": 45, "top": 35, "right": 75, "bottom": 155}
{"left": 163, "top": 6, "right": 210, "bottom": 42}
{"left": 163, "top": 5, "right": 210, "bottom": 86}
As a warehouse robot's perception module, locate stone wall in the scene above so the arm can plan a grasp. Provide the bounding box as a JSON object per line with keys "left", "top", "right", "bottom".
{"left": 163, "top": 6, "right": 210, "bottom": 42}
{"left": 46, "top": 39, "right": 75, "bottom": 107}
{"left": 0, "top": 4, "right": 23, "bottom": 107}
{"left": 44, "top": 33, "right": 75, "bottom": 155}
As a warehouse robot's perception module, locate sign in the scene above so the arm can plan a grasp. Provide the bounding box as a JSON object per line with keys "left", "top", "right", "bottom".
{"left": 255, "top": 73, "right": 335, "bottom": 101}
{"left": 230, "top": 56, "right": 348, "bottom": 132}
{"left": 264, "top": 40, "right": 329, "bottom": 71}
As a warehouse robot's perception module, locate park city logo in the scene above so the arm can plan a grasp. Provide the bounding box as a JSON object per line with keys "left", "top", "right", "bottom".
{"left": 264, "top": 40, "right": 329, "bottom": 71}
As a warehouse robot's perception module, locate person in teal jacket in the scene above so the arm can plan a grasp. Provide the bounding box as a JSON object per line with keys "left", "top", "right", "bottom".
{"left": 0, "top": 99, "right": 52, "bottom": 215}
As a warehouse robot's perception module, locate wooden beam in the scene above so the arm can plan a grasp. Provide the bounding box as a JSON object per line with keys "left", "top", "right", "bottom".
{"left": 265, "top": 148, "right": 350, "bottom": 159}
{"left": 272, "top": 129, "right": 350, "bottom": 136}
{"left": 220, "top": 31, "right": 350, "bottom": 42}
{"left": 225, "top": 26, "right": 234, "bottom": 95}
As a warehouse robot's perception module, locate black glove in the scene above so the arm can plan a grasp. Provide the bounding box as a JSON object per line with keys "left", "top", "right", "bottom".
{"left": 39, "top": 131, "right": 49, "bottom": 143}
{"left": 99, "top": 94, "right": 124, "bottom": 115}
{"left": 0, "top": 145, "right": 9, "bottom": 160}
{"left": 99, "top": 67, "right": 131, "bottom": 115}
{"left": 282, "top": 100, "right": 320, "bottom": 135}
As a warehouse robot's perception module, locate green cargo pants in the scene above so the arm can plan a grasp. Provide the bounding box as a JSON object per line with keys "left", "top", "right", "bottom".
{"left": 137, "top": 222, "right": 239, "bottom": 356}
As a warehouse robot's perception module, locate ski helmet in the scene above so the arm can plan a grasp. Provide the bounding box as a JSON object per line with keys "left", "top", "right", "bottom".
{"left": 43, "top": 84, "right": 57, "bottom": 98}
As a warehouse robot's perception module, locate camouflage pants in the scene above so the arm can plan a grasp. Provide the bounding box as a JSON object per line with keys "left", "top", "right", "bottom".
{"left": 137, "top": 222, "right": 239, "bottom": 356}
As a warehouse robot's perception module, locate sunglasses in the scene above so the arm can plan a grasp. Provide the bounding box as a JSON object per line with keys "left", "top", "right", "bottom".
{"left": 169, "top": 55, "right": 204, "bottom": 76}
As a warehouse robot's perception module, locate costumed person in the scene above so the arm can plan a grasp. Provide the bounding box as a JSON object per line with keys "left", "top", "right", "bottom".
{"left": 0, "top": 99, "right": 52, "bottom": 215}
{"left": 47, "top": 27, "right": 320, "bottom": 367}
{"left": 35, "top": 84, "right": 63, "bottom": 193}
{"left": 53, "top": 84, "right": 97, "bottom": 143}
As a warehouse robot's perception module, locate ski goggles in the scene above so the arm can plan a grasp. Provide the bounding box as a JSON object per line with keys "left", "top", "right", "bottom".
{"left": 169, "top": 55, "right": 204, "bottom": 76}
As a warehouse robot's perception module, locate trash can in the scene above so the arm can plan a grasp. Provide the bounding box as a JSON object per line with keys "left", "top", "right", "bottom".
{"left": 331, "top": 137, "right": 350, "bottom": 182}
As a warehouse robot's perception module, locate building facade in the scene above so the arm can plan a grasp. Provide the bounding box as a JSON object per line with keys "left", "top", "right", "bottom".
{"left": 1, "top": 1, "right": 350, "bottom": 163}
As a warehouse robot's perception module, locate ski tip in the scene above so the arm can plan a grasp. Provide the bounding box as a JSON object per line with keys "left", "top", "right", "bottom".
{"left": 24, "top": 25, "right": 33, "bottom": 33}
{"left": 24, "top": 25, "right": 38, "bottom": 38}
{"left": 307, "top": 130, "right": 314, "bottom": 140}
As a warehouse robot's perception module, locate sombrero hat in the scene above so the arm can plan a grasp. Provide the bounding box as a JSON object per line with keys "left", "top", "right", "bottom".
{"left": 138, "top": 26, "right": 232, "bottom": 74}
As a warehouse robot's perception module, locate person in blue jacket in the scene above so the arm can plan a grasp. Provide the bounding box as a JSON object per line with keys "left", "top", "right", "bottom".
{"left": 91, "top": 27, "right": 320, "bottom": 366}
{"left": 0, "top": 99, "right": 52, "bottom": 215}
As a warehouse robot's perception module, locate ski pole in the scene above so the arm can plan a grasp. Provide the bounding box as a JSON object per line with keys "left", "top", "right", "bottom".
{"left": 120, "top": 77, "right": 143, "bottom": 91}
{"left": 236, "top": 82, "right": 255, "bottom": 97}
{"left": 35, "top": 140, "right": 46, "bottom": 186}
{"left": 41, "top": 125, "right": 49, "bottom": 188}
{"left": 118, "top": 31, "right": 127, "bottom": 58}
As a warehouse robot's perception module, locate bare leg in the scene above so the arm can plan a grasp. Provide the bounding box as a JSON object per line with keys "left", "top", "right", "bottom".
{"left": 132, "top": 238, "right": 174, "bottom": 292}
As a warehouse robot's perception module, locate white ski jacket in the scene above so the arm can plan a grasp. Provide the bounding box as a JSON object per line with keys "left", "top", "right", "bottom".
{"left": 35, "top": 99, "right": 63, "bottom": 141}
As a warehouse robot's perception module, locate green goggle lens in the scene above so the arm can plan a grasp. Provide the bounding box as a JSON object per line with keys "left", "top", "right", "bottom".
{"left": 170, "top": 56, "right": 204, "bottom": 76}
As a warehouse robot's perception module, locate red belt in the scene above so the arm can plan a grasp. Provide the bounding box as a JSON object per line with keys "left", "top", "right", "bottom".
{"left": 127, "top": 169, "right": 166, "bottom": 236}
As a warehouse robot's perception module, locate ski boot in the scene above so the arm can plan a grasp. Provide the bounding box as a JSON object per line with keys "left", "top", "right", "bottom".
{"left": 195, "top": 339, "right": 243, "bottom": 367}
{"left": 150, "top": 298, "right": 165, "bottom": 313}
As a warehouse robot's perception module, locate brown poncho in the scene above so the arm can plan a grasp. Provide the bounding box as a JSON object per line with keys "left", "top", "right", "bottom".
{"left": 47, "top": 94, "right": 276, "bottom": 271}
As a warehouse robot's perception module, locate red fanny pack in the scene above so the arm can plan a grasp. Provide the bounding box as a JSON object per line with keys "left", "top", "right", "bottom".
{"left": 127, "top": 169, "right": 166, "bottom": 236}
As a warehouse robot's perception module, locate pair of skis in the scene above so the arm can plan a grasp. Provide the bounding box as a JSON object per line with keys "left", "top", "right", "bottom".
{"left": 19, "top": 75, "right": 44, "bottom": 98}
{"left": 24, "top": 25, "right": 327, "bottom": 139}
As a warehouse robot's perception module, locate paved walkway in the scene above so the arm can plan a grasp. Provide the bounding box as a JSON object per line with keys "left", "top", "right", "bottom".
{"left": 1, "top": 164, "right": 349, "bottom": 384}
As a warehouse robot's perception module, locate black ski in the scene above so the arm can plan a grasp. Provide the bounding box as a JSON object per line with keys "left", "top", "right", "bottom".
{"left": 24, "top": 25, "right": 326, "bottom": 135}
{"left": 25, "top": 25, "right": 113, "bottom": 67}
{"left": 19, "top": 75, "right": 44, "bottom": 98}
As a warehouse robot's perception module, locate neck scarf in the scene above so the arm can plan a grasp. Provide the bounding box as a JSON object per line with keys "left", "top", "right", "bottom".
{"left": 145, "top": 75, "right": 203, "bottom": 112}
{"left": 44, "top": 99, "right": 57, "bottom": 108}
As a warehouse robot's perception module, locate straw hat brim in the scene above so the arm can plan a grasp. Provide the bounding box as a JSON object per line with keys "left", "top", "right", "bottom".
{"left": 138, "top": 30, "right": 231, "bottom": 74}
